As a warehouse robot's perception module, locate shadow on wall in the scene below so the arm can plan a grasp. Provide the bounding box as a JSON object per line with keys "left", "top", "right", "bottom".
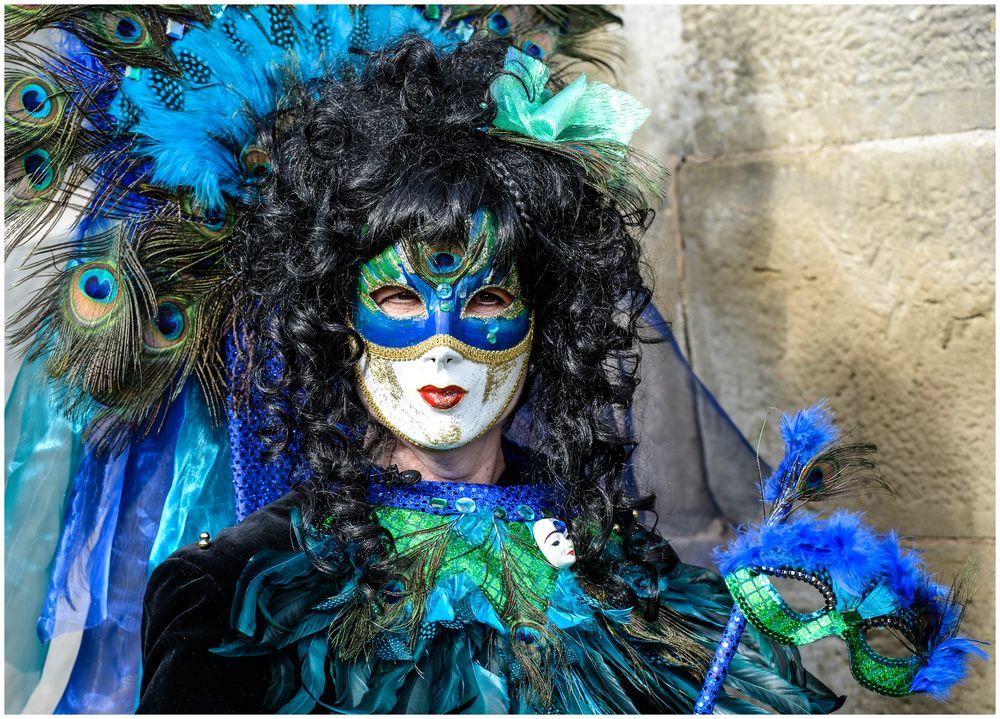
{"left": 629, "top": 66, "right": 784, "bottom": 569}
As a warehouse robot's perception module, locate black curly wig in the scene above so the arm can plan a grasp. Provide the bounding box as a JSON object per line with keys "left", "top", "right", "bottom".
{"left": 228, "top": 35, "right": 666, "bottom": 613}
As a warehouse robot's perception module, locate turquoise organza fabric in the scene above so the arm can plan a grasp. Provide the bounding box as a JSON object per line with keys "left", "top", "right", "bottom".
{"left": 148, "top": 387, "right": 235, "bottom": 572}
{"left": 4, "top": 357, "right": 90, "bottom": 713}
{"left": 4, "top": 357, "right": 236, "bottom": 713}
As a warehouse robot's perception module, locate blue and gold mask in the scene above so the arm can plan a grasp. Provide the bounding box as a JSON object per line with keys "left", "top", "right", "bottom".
{"left": 353, "top": 209, "right": 533, "bottom": 449}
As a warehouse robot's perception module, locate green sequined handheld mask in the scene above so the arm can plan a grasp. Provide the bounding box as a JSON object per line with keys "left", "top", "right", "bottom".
{"left": 717, "top": 510, "right": 986, "bottom": 698}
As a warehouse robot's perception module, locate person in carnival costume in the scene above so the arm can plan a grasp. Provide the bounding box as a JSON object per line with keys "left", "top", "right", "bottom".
{"left": 137, "top": 32, "right": 851, "bottom": 714}
{"left": 3, "top": 5, "right": 985, "bottom": 714}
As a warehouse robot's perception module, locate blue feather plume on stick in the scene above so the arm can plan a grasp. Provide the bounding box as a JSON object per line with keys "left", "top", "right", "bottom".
{"left": 762, "top": 400, "right": 838, "bottom": 502}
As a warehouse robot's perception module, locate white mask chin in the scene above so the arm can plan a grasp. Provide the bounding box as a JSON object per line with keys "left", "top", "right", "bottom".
{"left": 357, "top": 328, "right": 531, "bottom": 450}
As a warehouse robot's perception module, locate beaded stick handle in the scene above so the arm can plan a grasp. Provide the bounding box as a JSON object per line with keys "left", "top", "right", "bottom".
{"left": 693, "top": 606, "right": 747, "bottom": 713}
{"left": 694, "top": 497, "right": 794, "bottom": 713}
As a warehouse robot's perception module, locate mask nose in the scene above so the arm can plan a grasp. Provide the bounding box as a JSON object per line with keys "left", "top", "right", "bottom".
{"left": 423, "top": 344, "right": 463, "bottom": 369}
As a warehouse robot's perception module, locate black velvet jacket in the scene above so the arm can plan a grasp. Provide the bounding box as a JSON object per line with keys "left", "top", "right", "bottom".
{"left": 138, "top": 464, "right": 527, "bottom": 713}
{"left": 138, "top": 487, "right": 305, "bottom": 713}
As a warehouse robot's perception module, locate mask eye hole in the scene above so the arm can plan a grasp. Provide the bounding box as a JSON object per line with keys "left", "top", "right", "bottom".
{"left": 465, "top": 287, "right": 514, "bottom": 317}
{"left": 766, "top": 574, "right": 829, "bottom": 616}
{"left": 370, "top": 285, "right": 425, "bottom": 318}
{"left": 862, "top": 625, "right": 918, "bottom": 659}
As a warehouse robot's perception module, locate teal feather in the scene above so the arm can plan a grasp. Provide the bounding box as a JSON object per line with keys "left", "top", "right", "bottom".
{"left": 726, "top": 657, "right": 820, "bottom": 714}
{"left": 263, "top": 652, "right": 297, "bottom": 709}
{"left": 854, "top": 582, "right": 901, "bottom": 619}
{"left": 333, "top": 658, "right": 372, "bottom": 708}
{"left": 213, "top": 510, "right": 845, "bottom": 714}
{"left": 279, "top": 634, "right": 329, "bottom": 714}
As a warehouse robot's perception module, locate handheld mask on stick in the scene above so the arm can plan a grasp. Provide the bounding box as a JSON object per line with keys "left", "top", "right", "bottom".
{"left": 353, "top": 209, "right": 532, "bottom": 449}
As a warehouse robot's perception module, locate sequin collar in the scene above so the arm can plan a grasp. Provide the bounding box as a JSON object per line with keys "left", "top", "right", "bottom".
{"left": 367, "top": 472, "right": 565, "bottom": 522}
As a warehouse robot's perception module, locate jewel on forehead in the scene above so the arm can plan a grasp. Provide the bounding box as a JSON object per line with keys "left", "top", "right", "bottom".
{"left": 435, "top": 283, "right": 453, "bottom": 299}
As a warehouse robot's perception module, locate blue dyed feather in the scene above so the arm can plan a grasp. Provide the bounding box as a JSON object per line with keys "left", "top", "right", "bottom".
{"left": 716, "top": 510, "right": 884, "bottom": 592}
{"left": 910, "top": 637, "right": 989, "bottom": 701}
{"left": 109, "top": 5, "right": 460, "bottom": 212}
{"left": 762, "top": 400, "right": 838, "bottom": 502}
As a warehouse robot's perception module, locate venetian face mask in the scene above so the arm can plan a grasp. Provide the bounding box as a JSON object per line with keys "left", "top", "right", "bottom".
{"left": 353, "top": 209, "right": 532, "bottom": 450}
{"left": 532, "top": 518, "right": 576, "bottom": 569}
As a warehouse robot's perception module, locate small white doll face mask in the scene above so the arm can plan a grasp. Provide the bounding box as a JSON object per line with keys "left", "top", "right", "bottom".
{"left": 532, "top": 518, "right": 576, "bottom": 569}
{"left": 353, "top": 210, "right": 532, "bottom": 450}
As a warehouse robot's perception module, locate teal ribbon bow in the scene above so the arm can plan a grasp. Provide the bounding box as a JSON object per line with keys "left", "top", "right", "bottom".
{"left": 490, "top": 47, "right": 650, "bottom": 146}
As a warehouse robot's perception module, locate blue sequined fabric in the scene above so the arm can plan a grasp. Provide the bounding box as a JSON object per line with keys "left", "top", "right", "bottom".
{"left": 225, "top": 332, "right": 309, "bottom": 521}
{"left": 367, "top": 473, "right": 565, "bottom": 520}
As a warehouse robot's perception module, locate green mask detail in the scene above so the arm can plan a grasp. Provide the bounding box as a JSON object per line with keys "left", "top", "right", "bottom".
{"left": 725, "top": 566, "right": 923, "bottom": 697}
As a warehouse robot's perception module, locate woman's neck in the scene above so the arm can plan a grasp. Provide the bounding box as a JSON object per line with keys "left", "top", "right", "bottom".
{"left": 388, "top": 425, "right": 506, "bottom": 485}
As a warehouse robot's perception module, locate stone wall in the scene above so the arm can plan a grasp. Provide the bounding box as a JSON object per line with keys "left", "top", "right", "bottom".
{"left": 617, "top": 5, "right": 995, "bottom": 714}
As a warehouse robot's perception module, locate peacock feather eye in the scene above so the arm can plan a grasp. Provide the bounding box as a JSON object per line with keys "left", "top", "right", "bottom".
{"left": 143, "top": 299, "right": 189, "bottom": 349}
{"left": 8, "top": 146, "right": 58, "bottom": 199}
{"left": 239, "top": 144, "right": 272, "bottom": 184}
{"left": 521, "top": 39, "right": 544, "bottom": 59}
{"left": 512, "top": 621, "right": 544, "bottom": 646}
{"left": 381, "top": 577, "right": 406, "bottom": 606}
{"left": 100, "top": 11, "right": 149, "bottom": 46}
{"left": 6, "top": 76, "right": 64, "bottom": 126}
{"left": 428, "top": 251, "right": 461, "bottom": 274}
{"left": 488, "top": 11, "right": 511, "bottom": 36}
{"left": 68, "top": 262, "right": 121, "bottom": 327}
{"left": 181, "top": 195, "right": 233, "bottom": 239}
{"left": 797, "top": 458, "right": 835, "bottom": 495}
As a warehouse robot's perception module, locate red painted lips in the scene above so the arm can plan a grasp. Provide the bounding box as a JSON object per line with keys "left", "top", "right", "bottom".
{"left": 418, "top": 385, "right": 467, "bottom": 410}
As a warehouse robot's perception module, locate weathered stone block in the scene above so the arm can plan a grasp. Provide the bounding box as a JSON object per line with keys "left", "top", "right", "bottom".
{"left": 679, "top": 132, "right": 995, "bottom": 538}
{"left": 620, "top": 5, "right": 996, "bottom": 155}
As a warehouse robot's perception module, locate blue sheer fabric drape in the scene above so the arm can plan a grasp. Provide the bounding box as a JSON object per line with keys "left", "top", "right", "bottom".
{"left": 5, "top": 368, "right": 235, "bottom": 713}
